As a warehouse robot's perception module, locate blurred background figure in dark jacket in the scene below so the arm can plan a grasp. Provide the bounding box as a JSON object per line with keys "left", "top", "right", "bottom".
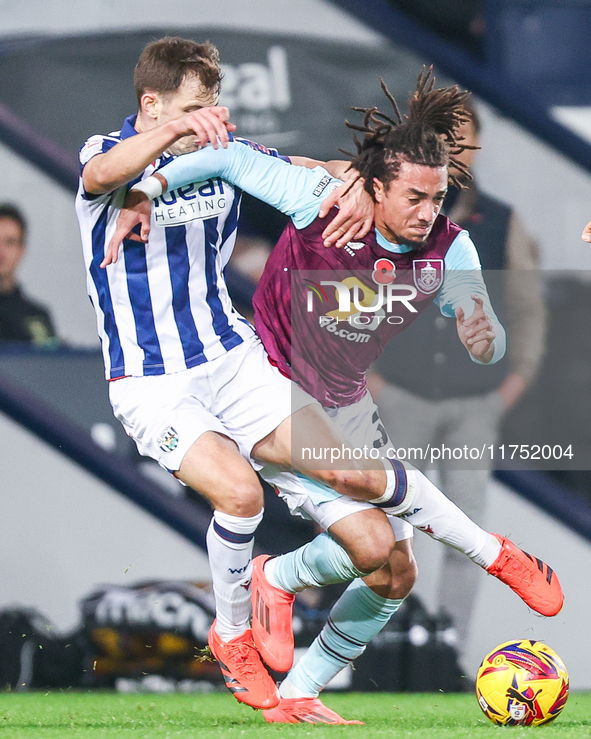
{"left": 0, "top": 203, "right": 58, "bottom": 346}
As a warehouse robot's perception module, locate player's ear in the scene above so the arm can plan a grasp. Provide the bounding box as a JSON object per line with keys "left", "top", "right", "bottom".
{"left": 373, "top": 178, "right": 385, "bottom": 202}
{"left": 140, "top": 90, "right": 162, "bottom": 120}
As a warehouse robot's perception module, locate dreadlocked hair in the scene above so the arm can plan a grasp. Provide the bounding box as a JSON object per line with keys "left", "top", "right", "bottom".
{"left": 344, "top": 66, "right": 477, "bottom": 199}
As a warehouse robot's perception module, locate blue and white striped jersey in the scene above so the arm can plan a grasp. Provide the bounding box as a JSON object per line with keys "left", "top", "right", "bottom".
{"left": 75, "top": 114, "right": 284, "bottom": 380}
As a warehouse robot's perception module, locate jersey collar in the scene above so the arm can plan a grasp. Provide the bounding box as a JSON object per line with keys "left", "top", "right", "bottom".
{"left": 374, "top": 227, "right": 412, "bottom": 254}
{"left": 120, "top": 113, "right": 174, "bottom": 171}
{"left": 121, "top": 114, "right": 139, "bottom": 139}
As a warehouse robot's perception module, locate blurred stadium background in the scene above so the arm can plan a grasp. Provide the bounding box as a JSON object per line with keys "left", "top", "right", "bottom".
{"left": 1, "top": 0, "right": 591, "bottom": 692}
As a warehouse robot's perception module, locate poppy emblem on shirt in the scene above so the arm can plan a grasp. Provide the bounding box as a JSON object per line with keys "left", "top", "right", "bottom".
{"left": 372, "top": 258, "right": 396, "bottom": 284}
{"left": 413, "top": 259, "right": 443, "bottom": 294}
{"left": 157, "top": 426, "right": 179, "bottom": 453}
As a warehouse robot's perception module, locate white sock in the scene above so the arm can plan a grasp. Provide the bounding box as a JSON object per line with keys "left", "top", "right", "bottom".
{"left": 279, "top": 676, "right": 312, "bottom": 699}
{"left": 369, "top": 458, "right": 415, "bottom": 515}
{"left": 401, "top": 470, "right": 501, "bottom": 567}
{"left": 206, "top": 509, "right": 263, "bottom": 642}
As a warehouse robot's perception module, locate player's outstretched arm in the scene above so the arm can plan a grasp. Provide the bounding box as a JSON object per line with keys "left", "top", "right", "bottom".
{"left": 456, "top": 295, "right": 496, "bottom": 364}
{"left": 83, "top": 107, "right": 235, "bottom": 195}
{"left": 130, "top": 141, "right": 346, "bottom": 231}
{"left": 438, "top": 231, "right": 506, "bottom": 364}
{"left": 582, "top": 219, "right": 591, "bottom": 242}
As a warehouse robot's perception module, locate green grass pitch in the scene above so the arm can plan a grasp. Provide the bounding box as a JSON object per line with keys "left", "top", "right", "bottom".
{"left": 1, "top": 691, "right": 591, "bottom": 738}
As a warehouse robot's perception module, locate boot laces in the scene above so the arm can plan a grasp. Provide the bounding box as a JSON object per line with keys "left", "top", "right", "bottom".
{"left": 225, "top": 640, "right": 258, "bottom": 680}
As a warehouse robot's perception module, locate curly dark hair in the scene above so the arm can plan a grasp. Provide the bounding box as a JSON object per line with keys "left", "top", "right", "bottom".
{"left": 345, "top": 67, "right": 476, "bottom": 199}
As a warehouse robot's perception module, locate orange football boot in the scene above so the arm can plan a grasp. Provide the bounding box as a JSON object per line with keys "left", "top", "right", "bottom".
{"left": 486, "top": 534, "right": 563, "bottom": 616}
{"left": 251, "top": 554, "right": 295, "bottom": 672}
{"left": 263, "top": 696, "right": 364, "bottom": 724}
{"left": 207, "top": 621, "right": 279, "bottom": 709}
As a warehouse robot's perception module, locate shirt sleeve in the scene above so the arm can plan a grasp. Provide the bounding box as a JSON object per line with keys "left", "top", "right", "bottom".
{"left": 79, "top": 135, "right": 119, "bottom": 172}
{"left": 233, "top": 137, "right": 291, "bottom": 163}
{"left": 435, "top": 230, "right": 507, "bottom": 364}
{"left": 155, "top": 141, "right": 340, "bottom": 229}
{"left": 78, "top": 134, "right": 120, "bottom": 201}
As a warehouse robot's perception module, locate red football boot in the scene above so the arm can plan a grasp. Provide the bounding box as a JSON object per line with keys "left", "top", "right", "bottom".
{"left": 207, "top": 621, "right": 279, "bottom": 709}
{"left": 263, "top": 697, "right": 364, "bottom": 725}
{"left": 251, "top": 554, "right": 295, "bottom": 672}
{"left": 486, "top": 534, "right": 563, "bottom": 616}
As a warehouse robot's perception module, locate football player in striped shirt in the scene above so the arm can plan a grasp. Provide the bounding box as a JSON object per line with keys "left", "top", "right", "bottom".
{"left": 76, "top": 36, "right": 405, "bottom": 712}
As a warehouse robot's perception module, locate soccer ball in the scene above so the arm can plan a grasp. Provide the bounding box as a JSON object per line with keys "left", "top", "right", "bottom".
{"left": 475, "top": 640, "right": 569, "bottom": 726}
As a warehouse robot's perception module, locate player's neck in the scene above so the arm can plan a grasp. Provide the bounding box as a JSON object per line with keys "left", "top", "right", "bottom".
{"left": 0, "top": 274, "right": 17, "bottom": 294}
{"left": 374, "top": 222, "right": 398, "bottom": 246}
{"left": 134, "top": 110, "right": 156, "bottom": 134}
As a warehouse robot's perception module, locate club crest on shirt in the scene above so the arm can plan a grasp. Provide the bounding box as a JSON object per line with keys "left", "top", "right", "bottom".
{"left": 157, "top": 426, "right": 179, "bottom": 453}
{"left": 413, "top": 259, "right": 443, "bottom": 294}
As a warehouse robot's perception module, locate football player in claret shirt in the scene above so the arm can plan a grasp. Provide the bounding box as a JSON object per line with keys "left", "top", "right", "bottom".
{"left": 109, "top": 69, "right": 563, "bottom": 724}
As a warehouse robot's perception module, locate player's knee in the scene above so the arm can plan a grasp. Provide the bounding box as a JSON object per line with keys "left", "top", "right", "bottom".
{"left": 348, "top": 525, "right": 396, "bottom": 574}
{"left": 387, "top": 547, "right": 418, "bottom": 599}
{"left": 365, "top": 547, "right": 417, "bottom": 599}
{"left": 329, "top": 508, "right": 395, "bottom": 573}
{"left": 393, "top": 556, "right": 417, "bottom": 599}
{"left": 222, "top": 481, "right": 264, "bottom": 518}
{"left": 352, "top": 549, "right": 390, "bottom": 574}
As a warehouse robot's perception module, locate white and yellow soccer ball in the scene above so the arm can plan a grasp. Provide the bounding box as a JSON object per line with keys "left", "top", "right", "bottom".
{"left": 475, "top": 640, "right": 569, "bottom": 726}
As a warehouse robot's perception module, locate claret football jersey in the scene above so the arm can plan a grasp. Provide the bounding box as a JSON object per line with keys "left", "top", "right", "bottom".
{"left": 255, "top": 212, "right": 465, "bottom": 406}
{"left": 150, "top": 141, "right": 505, "bottom": 406}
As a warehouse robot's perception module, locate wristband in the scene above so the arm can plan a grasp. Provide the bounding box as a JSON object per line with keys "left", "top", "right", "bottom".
{"left": 131, "top": 176, "right": 163, "bottom": 200}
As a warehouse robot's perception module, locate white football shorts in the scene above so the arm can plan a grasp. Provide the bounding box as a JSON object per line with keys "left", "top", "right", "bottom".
{"left": 260, "top": 391, "right": 414, "bottom": 541}
{"left": 109, "top": 334, "right": 318, "bottom": 471}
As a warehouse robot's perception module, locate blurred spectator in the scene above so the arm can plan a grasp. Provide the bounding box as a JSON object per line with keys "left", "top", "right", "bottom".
{"left": 0, "top": 203, "right": 58, "bottom": 345}
{"left": 368, "top": 101, "right": 545, "bottom": 656}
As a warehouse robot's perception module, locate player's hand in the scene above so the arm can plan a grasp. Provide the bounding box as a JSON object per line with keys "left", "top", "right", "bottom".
{"left": 456, "top": 295, "right": 495, "bottom": 363}
{"left": 319, "top": 173, "right": 373, "bottom": 248}
{"left": 582, "top": 219, "right": 591, "bottom": 242}
{"left": 169, "top": 106, "right": 236, "bottom": 149}
{"left": 101, "top": 190, "right": 152, "bottom": 268}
